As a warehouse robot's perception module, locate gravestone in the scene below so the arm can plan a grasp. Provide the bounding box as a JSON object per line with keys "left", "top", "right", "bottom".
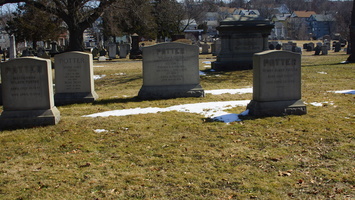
{"left": 21, "top": 49, "right": 31, "bottom": 57}
{"left": 314, "top": 46, "right": 321, "bottom": 55}
{"left": 269, "top": 44, "right": 275, "bottom": 50}
{"left": 119, "top": 43, "right": 129, "bottom": 58}
{"left": 129, "top": 33, "right": 142, "bottom": 59}
{"left": 54, "top": 51, "right": 98, "bottom": 105}
{"left": 99, "top": 49, "right": 106, "bottom": 56}
{"left": 212, "top": 39, "right": 221, "bottom": 56}
{"left": 201, "top": 42, "right": 210, "bottom": 54}
{"left": 212, "top": 15, "right": 274, "bottom": 70}
{"left": 282, "top": 43, "right": 292, "bottom": 51}
{"left": 321, "top": 45, "right": 328, "bottom": 55}
{"left": 275, "top": 43, "right": 282, "bottom": 50}
{"left": 307, "top": 42, "right": 314, "bottom": 51}
{"left": 334, "top": 42, "right": 341, "bottom": 52}
{"left": 138, "top": 42, "right": 204, "bottom": 99}
{"left": 50, "top": 41, "right": 59, "bottom": 56}
{"left": 0, "top": 57, "right": 60, "bottom": 129}
{"left": 9, "top": 35, "right": 16, "bottom": 59}
{"left": 247, "top": 50, "right": 307, "bottom": 116}
{"left": 295, "top": 47, "right": 302, "bottom": 54}
{"left": 92, "top": 47, "right": 99, "bottom": 58}
{"left": 108, "top": 43, "right": 117, "bottom": 59}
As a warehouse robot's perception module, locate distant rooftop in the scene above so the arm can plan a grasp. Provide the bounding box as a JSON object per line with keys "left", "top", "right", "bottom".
{"left": 292, "top": 11, "right": 316, "bottom": 18}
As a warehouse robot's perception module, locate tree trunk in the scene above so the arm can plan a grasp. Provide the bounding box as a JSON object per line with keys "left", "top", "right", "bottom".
{"left": 67, "top": 25, "right": 85, "bottom": 51}
{"left": 347, "top": 0, "right": 355, "bottom": 62}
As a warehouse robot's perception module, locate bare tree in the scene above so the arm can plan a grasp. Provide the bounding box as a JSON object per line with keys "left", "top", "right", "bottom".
{"left": 0, "top": 0, "right": 116, "bottom": 51}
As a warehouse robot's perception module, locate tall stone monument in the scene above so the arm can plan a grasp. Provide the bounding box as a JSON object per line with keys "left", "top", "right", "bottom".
{"left": 212, "top": 15, "right": 274, "bottom": 71}
{"left": 129, "top": 33, "right": 142, "bottom": 59}
{"left": 138, "top": 42, "right": 204, "bottom": 99}
{"left": 247, "top": 50, "right": 307, "bottom": 116}
{"left": 0, "top": 57, "right": 60, "bottom": 129}
{"left": 9, "top": 35, "right": 16, "bottom": 59}
{"left": 54, "top": 51, "right": 98, "bottom": 105}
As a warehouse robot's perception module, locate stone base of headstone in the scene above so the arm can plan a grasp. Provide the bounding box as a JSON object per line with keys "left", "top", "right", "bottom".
{"left": 129, "top": 51, "right": 142, "bottom": 59}
{"left": 247, "top": 99, "right": 307, "bottom": 117}
{"left": 0, "top": 107, "right": 60, "bottom": 129}
{"left": 55, "top": 92, "right": 98, "bottom": 106}
{"left": 138, "top": 84, "right": 204, "bottom": 100}
{"left": 212, "top": 60, "right": 252, "bottom": 71}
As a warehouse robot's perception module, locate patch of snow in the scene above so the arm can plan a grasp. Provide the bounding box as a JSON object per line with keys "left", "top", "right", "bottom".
{"left": 330, "top": 90, "right": 355, "bottom": 94}
{"left": 94, "top": 65, "right": 105, "bottom": 68}
{"left": 94, "top": 129, "right": 108, "bottom": 133}
{"left": 202, "top": 61, "right": 211, "bottom": 64}
{"left": 199, "top": 71, "right": 207, "bottom": 76}
{"left": 205, "top": 87, "right": 253, "bottom": 95}
{"left": 317, "top": 71, "right": 327, "bottom": 74}
{"left": 83, "top": 100, "right": 250, "bottom": 123}
{"left": 114, "top": 73, "right": 126, "bottom": 76}
{"left": 308, "top": 101, "right": 334, "bottom": 107}
{"left": 93, "top": 75, "right": 106, "bottom": 80}
{"left": 203, "top": 65, "right": 211, "bottom": 68}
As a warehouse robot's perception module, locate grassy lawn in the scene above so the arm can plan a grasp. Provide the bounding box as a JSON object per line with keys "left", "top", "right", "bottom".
{"left": 0, "top": 49, "right": 354, "bottom": 199}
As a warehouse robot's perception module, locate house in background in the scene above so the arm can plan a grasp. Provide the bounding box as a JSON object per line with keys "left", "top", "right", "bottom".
{"left": 288, "top": 10, "right": 316, "bottom": 40}
{"left": 271, "top": 13, "right": 291, "bottom": 40}
{"left": 307, "top": 14, "right": 336, "bottom": 39}
{"left": 233, "top": 9, "right": 260, "bottom": 16}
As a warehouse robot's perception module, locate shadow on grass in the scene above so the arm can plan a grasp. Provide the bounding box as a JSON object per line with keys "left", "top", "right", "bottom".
{"left": 92, "top": 96, "right": 143, "bottom": 105}
{"left": 303, "top": 62, "right": 351, "bottom": 67}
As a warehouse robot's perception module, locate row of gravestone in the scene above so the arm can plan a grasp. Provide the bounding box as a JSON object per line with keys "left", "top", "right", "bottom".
{"left": 0, "top": 43, "right": 306, "bottom": 130}
{"left": 0, "top": 51, "right": 98, "bottom": 129}
{"left": 92, "top": 43, "right": 131, "bottom": 60}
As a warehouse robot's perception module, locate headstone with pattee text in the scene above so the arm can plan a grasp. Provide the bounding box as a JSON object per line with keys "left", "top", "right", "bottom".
{"left": 0, "top": 57, "right": 60, "bottom": 129}
{"left": 247, "top": 50, "right": 307, "bottom": 116}
{"left": 138, "top": 42, "right": 204, "bottom": 99}
{"left": 54, "top": 51, "right": 98, "bottom": 105}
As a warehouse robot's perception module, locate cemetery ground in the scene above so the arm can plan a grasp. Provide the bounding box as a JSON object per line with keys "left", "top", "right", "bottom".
{"left": 0, "top": 49, "right": 354, "bottom": 199}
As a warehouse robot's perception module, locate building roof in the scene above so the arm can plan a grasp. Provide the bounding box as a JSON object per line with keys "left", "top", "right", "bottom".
{"left": 310, "top": 14, "right": 335, "bottom": 22}
{"left": 292, "top": 11, "right": 316, "bottom": 18}
{"left": 235, "top": 9, "right": 260, "bottom": 16}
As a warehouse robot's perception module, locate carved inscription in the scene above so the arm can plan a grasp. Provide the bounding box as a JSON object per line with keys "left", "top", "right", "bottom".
{"left": 155, "top": 48, "right": 186, "bottom": 83}
{"left": 260, "top": 56, "right": 300, "bottom": 100}
{"left": 232, "top": 34, "right": 263, "bottom": 53}
{"left": 59, "top": 57, "right": 85, "bottom": 91}
{"left": 5, "top": 65, "right": 43, "bottom": 98}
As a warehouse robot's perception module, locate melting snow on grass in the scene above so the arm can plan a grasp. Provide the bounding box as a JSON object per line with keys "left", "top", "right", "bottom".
{"left": 93, "top": 75, "right": 106, "bottom": 80}
{"left": 84, "top": 100, "right": 250, "bottom": 123}
{"left": 329, "top": 90, "right": 355, "bottom": 94}
{"left": 93, "top": 129, "right": 108, "bottom": 133}
{"left": 308, "top": 101, "right": 334, "bottom": 107}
